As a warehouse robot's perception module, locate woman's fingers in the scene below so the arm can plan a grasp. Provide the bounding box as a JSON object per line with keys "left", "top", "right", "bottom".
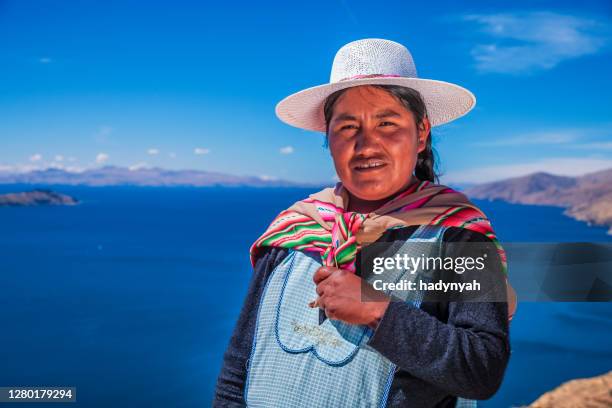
{"left": 316, "top": 280, "right": 328, "bottom": 296}
{"left": 506, "top": 278, "right": 517, "bottom": 322}
{"left": 308, "top": 294, "right": 326, "bottom": 309}
{"left": 309, "top": 267, "right": 334, "bottom": 309}
{"left": 313, "top": 266, "right": 335, "bottom": 285}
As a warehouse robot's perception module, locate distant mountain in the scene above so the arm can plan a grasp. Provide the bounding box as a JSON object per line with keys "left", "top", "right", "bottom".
{"left": 0, "top": 189, "right": 78, "bottom": 206}
{"left": 466, "top": 168, "right": 612, "bottom": 234}
{"left": 0, "top": 166, "right": 317, "bottom": 188}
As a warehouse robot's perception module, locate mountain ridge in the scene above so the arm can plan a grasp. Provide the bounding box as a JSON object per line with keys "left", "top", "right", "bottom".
{"left": 465, "top": 168, "right": 612, "bottom": 234}
{"left": 0, "top": 165, "right": 320, "bottom": 188}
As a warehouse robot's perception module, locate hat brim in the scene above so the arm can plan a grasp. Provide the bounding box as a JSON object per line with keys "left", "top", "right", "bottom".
{"left": 275, "top": 76, "right": 476, "bottom": 133}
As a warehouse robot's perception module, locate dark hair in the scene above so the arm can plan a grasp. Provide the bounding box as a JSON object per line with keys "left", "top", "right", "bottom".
{"left": 322, "top": 85, "right": 439, "bottom": 183}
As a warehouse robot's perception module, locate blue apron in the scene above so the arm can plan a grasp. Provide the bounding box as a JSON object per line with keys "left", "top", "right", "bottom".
{"left": 245, "top": 225, "right": 477, "bottom": 408}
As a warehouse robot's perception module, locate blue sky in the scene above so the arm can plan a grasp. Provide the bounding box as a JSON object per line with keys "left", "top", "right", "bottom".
{"left": 1, "top": 0, "right": 611, "bottom": 184}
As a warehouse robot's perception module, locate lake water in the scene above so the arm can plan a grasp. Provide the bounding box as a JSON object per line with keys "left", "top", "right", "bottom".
{"left": 0, "top": 185, "right": 610, "bottom": 407}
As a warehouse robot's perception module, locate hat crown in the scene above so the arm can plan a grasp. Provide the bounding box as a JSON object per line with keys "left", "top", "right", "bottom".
{"left": 330, "top": 38, "right": 418, "bottom": 83}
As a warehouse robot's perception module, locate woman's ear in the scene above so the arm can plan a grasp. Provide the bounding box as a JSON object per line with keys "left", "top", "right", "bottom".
{"left": 416, "top": 117, "right": 431, "bottom": 153}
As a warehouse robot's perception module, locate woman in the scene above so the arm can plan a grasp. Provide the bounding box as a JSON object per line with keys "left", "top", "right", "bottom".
{"left": 214, "top": 38, "right": 516, "bottom": 407}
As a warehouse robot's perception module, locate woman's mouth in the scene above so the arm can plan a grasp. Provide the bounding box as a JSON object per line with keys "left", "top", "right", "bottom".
{"left": 353, "top": 160, "right": 388, "bottom": 172}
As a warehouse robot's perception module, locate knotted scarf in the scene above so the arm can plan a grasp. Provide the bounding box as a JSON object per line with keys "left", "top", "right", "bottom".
{"left": 250, "top": 178, "right": 507, "bottom": 274}
{"left": 250, "top": 178, "right": 516, "bottom": 320}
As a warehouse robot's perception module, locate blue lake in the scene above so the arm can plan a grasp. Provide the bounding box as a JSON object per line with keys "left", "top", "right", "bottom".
{"left": 0, "top": 185, "right": 610, "bottom": 407}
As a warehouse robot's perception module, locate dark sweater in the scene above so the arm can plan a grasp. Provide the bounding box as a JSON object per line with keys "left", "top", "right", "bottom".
{"left": 213, "top": 226, "right": 511, "bottom": 407}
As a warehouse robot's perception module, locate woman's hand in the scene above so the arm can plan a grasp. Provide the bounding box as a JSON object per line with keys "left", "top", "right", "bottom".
{"left": 507, "top": 278, "right": 517, "bottom": 322}
{"left": 312, "top": 266, "right": 390, "bottom": 329}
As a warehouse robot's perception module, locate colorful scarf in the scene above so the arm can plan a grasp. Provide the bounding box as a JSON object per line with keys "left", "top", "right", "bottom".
{"left": 250, "top": 178, "right": 508, "bottom": 276}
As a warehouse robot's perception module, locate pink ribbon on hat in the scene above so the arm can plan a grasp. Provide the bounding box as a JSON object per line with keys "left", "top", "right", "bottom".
{"left": 339, "top": 73, "right": 402, "bottom": 82}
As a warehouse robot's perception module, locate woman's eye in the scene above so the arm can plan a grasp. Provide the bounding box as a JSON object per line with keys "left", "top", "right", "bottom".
{"left": 340, "top": 124, "right": 358, "bottom": 131}
{"left": 380, "top": 121, "right": 396, "bottom": 127}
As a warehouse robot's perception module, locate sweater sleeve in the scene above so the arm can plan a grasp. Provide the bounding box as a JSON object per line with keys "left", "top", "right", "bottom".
{"left": 366, "top": 228, "right": 511, "bottom": 400}
{"left": 212, "top": 247, "right": 289, "bottom": 407}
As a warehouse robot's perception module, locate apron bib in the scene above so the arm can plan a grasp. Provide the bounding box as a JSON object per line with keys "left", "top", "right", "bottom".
{"left": 245, "top": 225, "right": 477, "bottom": 408}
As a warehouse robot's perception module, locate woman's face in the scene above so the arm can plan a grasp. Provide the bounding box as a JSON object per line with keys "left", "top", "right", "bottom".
{"left": 327, "top": 86, "right": 430, "bottom": 202}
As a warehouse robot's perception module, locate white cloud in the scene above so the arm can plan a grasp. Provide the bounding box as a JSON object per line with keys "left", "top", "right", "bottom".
{"left": 475, "top": 130, "right": 579, "bottom": 147}
{"left": 573, "top": 142, "right": 612, "bottom": 150}
{"left": 39, "top": 57, "right": 52, "bottom": 64}
{"left": 98, "top": 126, "right": 113, "bottom": 136}
{"left": 54, "top": 155, "right": 64, "bottom": 162}
{"left": 0, "top": 164, "right": 41, "bottom": 173}
{"left": 94, "top": 125, "right": 113, "bottom": 144}
{"left": 67, "top": 157, "right": 77, "bottom": 162}
{"left": 29, "top": 153, "right": 42, "bottom": 162}
{"left": 0, "top": 162, "right": 85, "bottom": 174}
{"left": 442, "top": 157, "right": 612, "bottom": 184}
{"left": 462, "top": 11, "right": 610, "bottom": 74}
{"left": 194, "top": 147, "right": 210, "bottom": 155}
{"left": 129, "top": 162, "right": 149, "bottom": 171}
{"left": 474, "top": 124, "right": 612, "bottom": 148}
{"left": 259, "top": 174, "right": 278, "bottom": 181}
{"left": 48, "top": 163, "right": 85, "bottom": 173}
{"left": 147, "top": 148, "right": 159, "bottom": 155}
{"left": 280, "top": 146, "right": 294, "bottom": 154}
{"left": 96, "top": 153, "right": 109, "bottom": 164}
{"left": 2, "top": 163, "right": 58, "bottom": 173}
{"left": 168, "top": 152, "right": 176, "bottom": 159}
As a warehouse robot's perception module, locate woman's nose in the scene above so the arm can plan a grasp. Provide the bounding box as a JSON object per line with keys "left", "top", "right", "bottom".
{"left": 354, "top": 126, "right": 380, "bottom": 154}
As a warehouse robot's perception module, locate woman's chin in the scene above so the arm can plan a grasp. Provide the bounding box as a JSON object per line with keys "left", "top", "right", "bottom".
{"left": 345, "top": 181, "right": 398, "bottom": 202}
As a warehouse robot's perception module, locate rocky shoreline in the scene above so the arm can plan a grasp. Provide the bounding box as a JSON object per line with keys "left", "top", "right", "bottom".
{"left": 528, "top": 370, "right": 612, "bottom": 407}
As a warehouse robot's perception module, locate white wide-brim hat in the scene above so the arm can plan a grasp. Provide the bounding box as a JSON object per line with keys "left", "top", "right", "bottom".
{"left": 275, "top": 38, "right": 476, "bottom": 133}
